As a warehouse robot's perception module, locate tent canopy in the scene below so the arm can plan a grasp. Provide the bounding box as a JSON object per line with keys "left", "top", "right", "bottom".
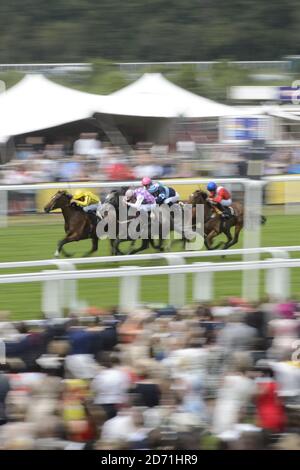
{"left": 0, "top": 74, "right": 106, "bottom": 142}
{"left": 96, "top": 73, "right": 240, "bottom": 119}
{"left": 0, "top": 73, "right": 252, "bottom": 143}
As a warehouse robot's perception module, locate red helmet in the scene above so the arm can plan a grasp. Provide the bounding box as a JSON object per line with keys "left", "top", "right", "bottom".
{"left": 141, "top": 177, "right": 152, "bottom": 186}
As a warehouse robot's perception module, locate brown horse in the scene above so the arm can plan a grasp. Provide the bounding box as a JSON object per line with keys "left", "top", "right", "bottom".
{"left": 100, "top": 188, "right": 165, "bottom": 255}
{"left": 189, "top": 189, "right": 245, "bottom": 250}
{"left": 44, "top": 190, "right": 99, "bottom": 257}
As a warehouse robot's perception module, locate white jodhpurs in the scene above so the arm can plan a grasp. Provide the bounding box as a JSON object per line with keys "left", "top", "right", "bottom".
{"left": 220, "top": 199, "right": 232, "bottom": 207}
{"left": 139, "top": 203, "right": 157, "bottom": 212}
{"left": 83, "top": 203, "right": 101, "bottom": 212}
{"left": 164, "top": 193, "right": 180, "bottom": 205}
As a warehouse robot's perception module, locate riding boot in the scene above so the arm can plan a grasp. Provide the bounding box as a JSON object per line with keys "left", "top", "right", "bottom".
{"left": 214, "top": 202, "right": 224, "bottom": 216}
{"left": 215, "top": 203, "right": 230, "bottom": 219}
{"left": 222, "top": 206, "right": 231, "bottom": 219}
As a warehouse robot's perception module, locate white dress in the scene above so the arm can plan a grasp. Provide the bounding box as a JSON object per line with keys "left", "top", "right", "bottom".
{"left": 212, "top": 374, "right": 256, "bottom": 435}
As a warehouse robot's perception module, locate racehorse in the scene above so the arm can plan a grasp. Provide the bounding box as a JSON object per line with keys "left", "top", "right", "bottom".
{"left": 189, "top": 189, "right": 266, "bottom": 250}
{"left": 100, "top": 188, "right": 165, "bottom": 255}
{"left": 44, "top": 190, "right": 99, "bottom": 257}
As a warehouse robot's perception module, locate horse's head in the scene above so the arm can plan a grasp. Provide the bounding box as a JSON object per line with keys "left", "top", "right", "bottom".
{"left": 189, "top": 189, "right": 208, "bottom": 205}
{"left": 101, "top": 190, "right": 117, "bottom": 209}
{"left": 44, "top": 190, "right": 72, "bottom": 213}
{"left": 104, "top": 187, "right": 129, "bottom": 208}
{"left": 98, "top": 187, "right": 130, "bottom": 221}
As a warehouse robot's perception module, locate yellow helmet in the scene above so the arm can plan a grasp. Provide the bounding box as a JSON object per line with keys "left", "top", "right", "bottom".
{"left": 73, "top": 190, "right": 85, "bottom": 200}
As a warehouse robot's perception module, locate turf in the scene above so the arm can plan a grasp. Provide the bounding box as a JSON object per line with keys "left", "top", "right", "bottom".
{"left": 0, "top": 210, "right": 300, "bottom": 320}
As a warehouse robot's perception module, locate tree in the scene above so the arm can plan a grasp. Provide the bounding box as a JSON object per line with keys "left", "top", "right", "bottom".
{"left": 0, "top": 0, "right": 300, "bottom": 62}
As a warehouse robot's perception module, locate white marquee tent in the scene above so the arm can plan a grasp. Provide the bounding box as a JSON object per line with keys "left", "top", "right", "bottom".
{"left": 0, "top": 72, "right": 252, "bottom": 143}
{"left": 96, "top": 73, "right": 242, "bottom": 118}
{"left": 0, "top": 74, "right": 107, "bottom": 142}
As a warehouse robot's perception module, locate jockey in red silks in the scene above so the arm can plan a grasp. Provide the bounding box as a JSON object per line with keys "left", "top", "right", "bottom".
{"left": 206, "top": 181, "right": 233, "bottom": 219}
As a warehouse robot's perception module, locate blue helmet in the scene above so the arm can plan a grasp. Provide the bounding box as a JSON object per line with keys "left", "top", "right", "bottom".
{"left": 148, "top": 183, "right": 159, "bottom": 194}
{"left": 207, "top": 181, "right": 217, "bottom": 192}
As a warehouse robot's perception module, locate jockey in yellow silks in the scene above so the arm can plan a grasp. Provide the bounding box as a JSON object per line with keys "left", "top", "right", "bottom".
{"left": 71, "top": 190, "right": 100, "bottom": 213}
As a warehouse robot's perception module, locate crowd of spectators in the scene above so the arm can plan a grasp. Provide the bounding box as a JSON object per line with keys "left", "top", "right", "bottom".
{"left": 0, "top": 133, "right": 193, "bottom": 186}
{"left": 0, "top": 296, "right": 299, "bottom": 450}
{"left": 1, "top": 132, "right": 300, "bottom": 216}
{"left": 2, "top": 132, "right": 300, "bottom": 188}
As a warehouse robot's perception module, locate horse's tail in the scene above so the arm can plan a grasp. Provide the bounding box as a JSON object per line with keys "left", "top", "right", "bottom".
{"left": 261, "top": 215, "right": 267, "bottom": 225}
{"left": 242, "top": 212, "right": 266, "bottom": 228}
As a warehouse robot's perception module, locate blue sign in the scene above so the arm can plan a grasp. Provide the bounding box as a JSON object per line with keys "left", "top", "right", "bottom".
{"left": 224, "top": 117, "right": 265, "bottom": 141}
{"left": 279, "top": 86, "right": 300, "bottom": 103}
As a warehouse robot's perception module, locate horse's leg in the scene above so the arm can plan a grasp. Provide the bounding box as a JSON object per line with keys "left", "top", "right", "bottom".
{"left": 207, "top": 242, "right": 224, "bottom": 250}
{"left": 152, "top": 220, "right": 170, "bottom": 252}
{"left": 82, "top": 237, "right": 99, "bottom": 257}
{"left": 128, "top": 239, "right": 149, "bottom": 255}
{"left": 112, "top": 239, "right": 121, "bottom": 255}
{"left": 54, "top": 238, "right": 69, "bottom": 257}
{"left": 205, "top": 230, "right": 220, "bottom": 250}
{"left": 150, "top": 237, "right": 165, "bottom": 252}
{"left": 112, "top": 239, "right": 135, "bottom": 255}
{"left": 222, "top": 225, "right": 233, "bottom": 250}
{"left": 223, "top": 222, "right": 243, "bottom": 250}
{"left": 152, "top": 240, "right": 165, "bottom": 251}
{"left": 110, "top": 239, "right": 116, "bottom": 256}
{"left": 54, "top": 236, "right": 79, "bottom": 258}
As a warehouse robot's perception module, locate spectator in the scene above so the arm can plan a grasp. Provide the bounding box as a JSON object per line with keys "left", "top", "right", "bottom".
{"left": 217, "top": 309, "right": 257, "bottom": 354}
{"left": 212, "top": 352, "right": 256, "bottom": 435}
{"left": 255, "top": 366, "right": 286, "bottom": 434}
{"left": 91, "top": 352, "right": 130, "bottom": 420}
{"left": 0, "top": 369, "right": 10, "bottom": 425}
{"left": 130, "top": 362, "right": 161, "bottom": 408}
{"left": 73, "top": 133, "right": 101, "bottom": 157}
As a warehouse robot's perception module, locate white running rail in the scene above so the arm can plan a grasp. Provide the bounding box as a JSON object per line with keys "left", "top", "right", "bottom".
{"left": 0, "top": 248, "right": 299, "bottom": 317}
{"left": 0, "top": 245, "right": 299, "bottom": 270}
{"left": 0, "top": 257, "right": 300, "bottom": 283}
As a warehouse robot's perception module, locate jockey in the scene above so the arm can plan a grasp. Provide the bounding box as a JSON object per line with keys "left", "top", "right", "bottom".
{"left": 141, "top": 177, "right": 179, "bottom": 206}
{"left": 206, "top": 182, "right": 233, "bottom": 219}
{"left": 71, "top": 190, "right": 101, "bottom": 214}
{"left": 124, "top": 187, "right": 156, "bottom": 213}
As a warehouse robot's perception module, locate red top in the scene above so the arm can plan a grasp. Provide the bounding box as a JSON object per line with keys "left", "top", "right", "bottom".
{"left": 106, "top": 163, "right": 134, "bottom": 181}
{"left": 256, "top": 380, "right": 286, "bottom": 432}
{"left": 209, "top": 186, "right": 231, "bottom": 203}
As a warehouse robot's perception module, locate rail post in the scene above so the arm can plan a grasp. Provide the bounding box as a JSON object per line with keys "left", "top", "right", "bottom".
{"left": 164, "top": 254, "right": 186, "bottom": 307}
{"left": 42, "top": 270, "right": 63, "bottom": 318}
{"left": 0, "top": 189, "right": 8, "bottom": 228}
{"left": 242, "top": 179, "right": 265, "bottom": 301}
{"left": 55, "top": 260, "right": 79, "bottom": 312}
{"left": 193, "top": 262, "right": 214, "bottom": 302}
{"left": 119, "top": 266, "right": 140, "bottom": 310}
{"left": 265, "top": 259, "right": 290, "bottom": 300}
